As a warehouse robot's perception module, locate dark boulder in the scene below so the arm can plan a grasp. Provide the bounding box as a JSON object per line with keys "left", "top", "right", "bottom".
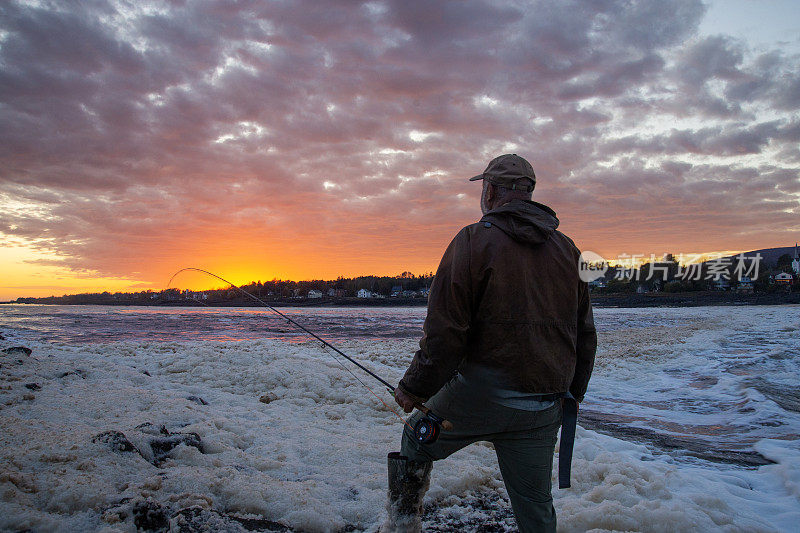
{"left": 92, "top": 430, "right": 138, "bottom": 454}
{"left": 131, "top": 424, "right": 205, "bottom": 466}
{"left": 24, "top": 383, "right": 41, "bottom": 391}
{"left": 59, "top": 369, "right": 87, "bottom": 379}
{"left": 106, "top": 498, "right": 293, "bottom": 532}
{"left": 149, "top": 432, "right": 204, "bottom": 466}
{"left": 225, "top": 512, "right": 292, "bottom": 532}
{"left": 170, "top": 506, "right": 218, "bottom": 533}
{"left": 172, "top": 506, "right": 292, "bottom": 532}
{"left": 132, "top": 499, "right": 170, "bottom": 532}
{"left": 186, "top": 395, "right": 208, "bottom": 405}
{"left": 259, "top": 393, "right": 279, "bottom": 404}
{"left": 2, "top": 346, "right": 32, "bottom": 356}
{"left": 135, "top": 422, "right": 169, "bottom": 436}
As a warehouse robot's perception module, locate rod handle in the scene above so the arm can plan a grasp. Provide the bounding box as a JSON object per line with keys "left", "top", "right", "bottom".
{"left": 414, "top": 402, "right": 454, "bottom": 431}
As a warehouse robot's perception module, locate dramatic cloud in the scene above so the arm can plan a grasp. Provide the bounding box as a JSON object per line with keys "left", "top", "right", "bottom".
{"left": 0, "top": 0, "right": 798, "bottom": 294}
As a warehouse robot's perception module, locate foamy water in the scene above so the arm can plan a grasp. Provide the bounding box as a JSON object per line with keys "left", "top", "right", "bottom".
{"left": 1, "top": 304, "right": 798, "bottom": 531}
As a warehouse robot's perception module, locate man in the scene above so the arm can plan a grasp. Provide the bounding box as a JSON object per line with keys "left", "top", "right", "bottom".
{"left": 385, "top": 154, "right": 597, "bottom": 532}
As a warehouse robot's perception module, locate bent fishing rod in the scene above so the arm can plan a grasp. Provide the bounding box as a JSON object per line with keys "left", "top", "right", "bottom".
{"left": 167, "top": 267, "right": 452, "bottom": 443}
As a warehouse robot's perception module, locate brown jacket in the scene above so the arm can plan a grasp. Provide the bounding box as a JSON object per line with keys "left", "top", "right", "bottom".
{"left": 400, "top": 199, "right": 597, "bottom": 402}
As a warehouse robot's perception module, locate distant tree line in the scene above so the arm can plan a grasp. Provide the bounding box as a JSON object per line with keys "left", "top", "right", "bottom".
{"left": 590, "top": 253, "right": 798, "bottom": 294}
{"left": 12, "top": 271, "right": 436, "bottom": 305}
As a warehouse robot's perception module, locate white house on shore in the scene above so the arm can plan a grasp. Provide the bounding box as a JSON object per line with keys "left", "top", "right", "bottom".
{"left": 307, "top": 290, "right": 323, "bottom": 299}
{"left": 736, "top": 276, "right": 754, "bottom": 292}
{"left": 357, "top": 288, "right": 373, "bottom": 298}
{"left": 589, "top": 279, "right": 606, "bottom": 289}
{"left": 774, "top": 272, "right": 794, "bottom": 285}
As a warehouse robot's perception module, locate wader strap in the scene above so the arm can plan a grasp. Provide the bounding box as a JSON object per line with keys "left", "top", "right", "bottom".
{"left": 558, "top": 392, "right": 578, "bottom": 489}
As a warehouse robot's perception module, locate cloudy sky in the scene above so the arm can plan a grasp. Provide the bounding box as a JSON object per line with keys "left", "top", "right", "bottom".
{"left": 1, "top": 0, "right": 799, "bottom": 299}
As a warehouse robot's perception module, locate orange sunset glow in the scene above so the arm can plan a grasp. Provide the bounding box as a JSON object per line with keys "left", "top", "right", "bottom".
{"left": 1, "top": 1, "right": 799, "bottom": 301}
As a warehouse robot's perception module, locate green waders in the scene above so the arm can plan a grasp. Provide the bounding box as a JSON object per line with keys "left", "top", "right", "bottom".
{"left": 386, "top": 377, "right": 562, "bottom": 533}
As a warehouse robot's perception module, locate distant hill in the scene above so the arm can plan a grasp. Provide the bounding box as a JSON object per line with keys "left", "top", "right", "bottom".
{"left": 720, "top": 245, "right": 797, "bottom": 266}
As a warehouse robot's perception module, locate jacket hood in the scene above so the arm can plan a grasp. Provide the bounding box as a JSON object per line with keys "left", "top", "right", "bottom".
{"left": 480, "top": 199, "right": 560, "bottom": 245}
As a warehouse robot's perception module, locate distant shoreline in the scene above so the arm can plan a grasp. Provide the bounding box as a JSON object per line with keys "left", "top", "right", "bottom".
{"left": 589, "top": 291, "right": 800, "bottom": 307}
{"left": 0, "top": 297, "right": 431, "bottom": 308}
{"left": 2, "top": 291, "right": 799, "bottom": 308}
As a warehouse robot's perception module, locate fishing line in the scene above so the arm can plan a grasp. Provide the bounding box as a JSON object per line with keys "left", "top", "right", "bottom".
{"left": 167, "top": 267, "right": 414, "bottom": 431}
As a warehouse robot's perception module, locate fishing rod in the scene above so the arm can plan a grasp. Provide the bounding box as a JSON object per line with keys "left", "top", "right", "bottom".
{"left": 167, "top": 267, "right": 452, "bottom": 443}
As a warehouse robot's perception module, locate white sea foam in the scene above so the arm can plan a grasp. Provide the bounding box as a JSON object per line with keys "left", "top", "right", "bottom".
{"left": 0, "top": 305, "right": 798, "bottom": 531}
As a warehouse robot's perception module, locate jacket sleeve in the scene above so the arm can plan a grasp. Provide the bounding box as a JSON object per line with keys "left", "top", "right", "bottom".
{"left": 399, "top": 228, "right": 473, "bottom": 400}
{"left": 569, "top": 280, "right": 597, "bottom": 402}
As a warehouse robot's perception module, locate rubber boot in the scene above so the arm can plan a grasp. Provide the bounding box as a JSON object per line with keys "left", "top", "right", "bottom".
{"left": 382, "top": 452, "right": 432, "bottom": 533}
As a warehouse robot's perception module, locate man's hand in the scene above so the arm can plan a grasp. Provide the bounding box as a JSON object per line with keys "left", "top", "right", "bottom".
{"left": 394, "top": 387, "right": 416, "bottom": 413}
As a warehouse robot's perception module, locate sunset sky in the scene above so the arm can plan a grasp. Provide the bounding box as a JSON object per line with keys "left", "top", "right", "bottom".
{"left": 1, "top": 0, "right": 799, "bottom": 300}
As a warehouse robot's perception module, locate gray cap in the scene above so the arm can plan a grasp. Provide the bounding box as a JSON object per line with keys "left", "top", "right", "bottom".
{"left": 469, "top": 154, "right": 536, "bottom": 191}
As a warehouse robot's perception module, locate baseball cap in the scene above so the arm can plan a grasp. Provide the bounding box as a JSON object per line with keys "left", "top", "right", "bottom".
{"left": 469, "top": 154, "right": 536, "bottom": 191}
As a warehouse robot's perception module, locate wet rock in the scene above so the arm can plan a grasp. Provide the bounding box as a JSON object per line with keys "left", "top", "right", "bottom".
{"left": 173, "top": 506, "right": 291, "bottom": 532}
{"left": 186, "top": 395, "right": 208, "bottom": 406}
{"left": 422, "top": 488, "right": 516, "bottom": 531}
{"left": 132, "top": 499, "right": 171, "bottom": 532}
{"left": 22, "top": 393, "right": 35, "bottom": 401}
{"left": 149, "top": 432, "right": 204, "bottom": 466}
{"left": 225, "top": 512, "right": 292, "bottom": 532}
{"left": 169, "top": 506, "right": 218, "bottom": 533}
{"left": 106, "top": 498, "right": 294, "bottom": 532}
{"left": 92, "top": 430, "right": 138, "bottom": 454}
{"left": 170, "top": 507, "right": 243, "bottom": 533}
{"left": 24, "top": 383, "right": 41, "bottom": 391}
{"left": 59, "top": 369, "right": 87, "bottom": 379}
{"left": 132, "top": 424, "right": 206, "bottom": 466}
{"left": 2, "top": 346, "right": 32, "bottom": 356}
{"left": 142, "top": 370, "right": 152, "bottom": 376}
{"left": 259, "top": 393, "right": 278, "bottom": 404}
{"left": 136, "top": 422, "right": 169, "bottom": 436}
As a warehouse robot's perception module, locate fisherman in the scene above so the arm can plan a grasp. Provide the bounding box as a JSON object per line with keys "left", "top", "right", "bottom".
{"left": 385, "top": 154, "right": 597, "bottom": 532}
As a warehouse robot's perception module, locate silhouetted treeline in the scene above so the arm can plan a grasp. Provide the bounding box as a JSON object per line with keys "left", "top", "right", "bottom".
{"left": 589, "top": 253, "right": 798, "bottom": 294}
{"left": 12, "top": 271, "right": 436, "bottom": 305}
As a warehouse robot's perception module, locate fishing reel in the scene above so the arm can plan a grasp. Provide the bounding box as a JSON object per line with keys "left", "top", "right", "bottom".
{"left": 413, "top": 410, "right": 449, "bottom": 444}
